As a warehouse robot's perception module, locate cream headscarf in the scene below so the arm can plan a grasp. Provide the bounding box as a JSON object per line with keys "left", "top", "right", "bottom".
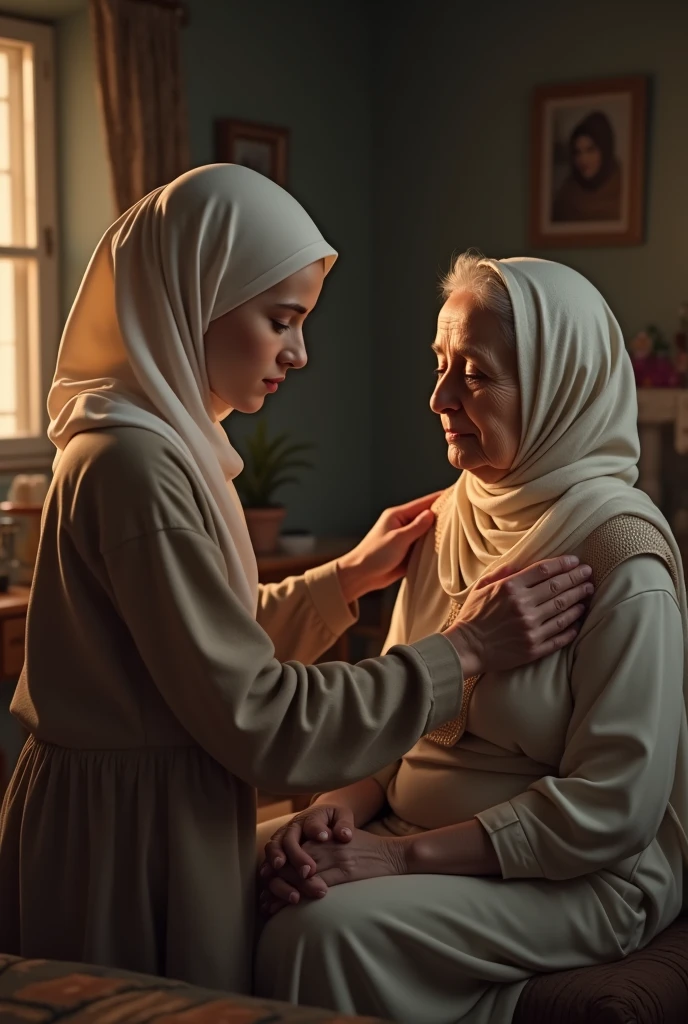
{"left": 439, "top": 257, "right": 657, "bottom": 595}
{"left": 48, "top": 163, "right": 337, "bottom": 614}
{"left": 434, "top": 257, "right": 688, "bottom": 867}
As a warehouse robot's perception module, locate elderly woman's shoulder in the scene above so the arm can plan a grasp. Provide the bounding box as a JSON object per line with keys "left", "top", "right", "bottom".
{"left": 579, "top": 514, "right": 680, "bottom": 614}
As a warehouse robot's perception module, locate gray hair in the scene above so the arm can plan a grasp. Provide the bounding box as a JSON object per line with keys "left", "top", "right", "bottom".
{"left": 440, "top": 251, "right": 516, "bottom": 348}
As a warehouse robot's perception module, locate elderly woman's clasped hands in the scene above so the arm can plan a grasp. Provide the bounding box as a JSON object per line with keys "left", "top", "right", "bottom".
{"left": 259, "top": 799, "right": 405, "bottom": 917}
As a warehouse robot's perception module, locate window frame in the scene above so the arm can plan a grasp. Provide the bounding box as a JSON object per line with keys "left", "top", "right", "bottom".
{"left": 0, "top": 14, "right": 58, "bottom": 471}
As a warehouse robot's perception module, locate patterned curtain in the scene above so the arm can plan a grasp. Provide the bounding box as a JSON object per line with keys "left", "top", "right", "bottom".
{"left": 89, "top": 0, "right": 190, "bottom": 214}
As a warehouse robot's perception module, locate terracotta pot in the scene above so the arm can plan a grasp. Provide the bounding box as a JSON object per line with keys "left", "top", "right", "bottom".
{"left": 243, "top": 506, "right": 287, "bottom": 555}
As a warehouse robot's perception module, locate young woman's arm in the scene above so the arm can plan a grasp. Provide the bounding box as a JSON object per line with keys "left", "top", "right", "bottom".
{"left": 104, "top": 524, "right": 464, "bottom": 794}
{"left": 255, "top": 494, "right": 441, "bottom": 664}
{"left": 256, "top": 563, "right": 357, "bottom": 665}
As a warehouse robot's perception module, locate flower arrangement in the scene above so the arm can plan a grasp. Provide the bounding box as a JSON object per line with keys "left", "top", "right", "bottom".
{"left": 628, "top": 308, "right": 688, "bottom": 389}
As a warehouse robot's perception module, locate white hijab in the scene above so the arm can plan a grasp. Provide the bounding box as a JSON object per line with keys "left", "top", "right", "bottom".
{"left": 48, "top": 163, "right": 337, "bottom": 614}
{"left": 435, "top": 257, "right": 688, "bottom": 867}
{"left": 439, "top": 257, "right": 659, "bottom": 596}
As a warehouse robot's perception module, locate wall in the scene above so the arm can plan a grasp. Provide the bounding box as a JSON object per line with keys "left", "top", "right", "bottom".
{"left": 370, "top": 0, "right": 688, "bottom": 509}
{"left": 183, "top": 0, "right": 374, "bottom": 534}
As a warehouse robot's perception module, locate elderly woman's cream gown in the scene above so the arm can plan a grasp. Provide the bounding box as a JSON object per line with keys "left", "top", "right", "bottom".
{"left": 255, "top": 515, "right": 686, "bottom": 1024}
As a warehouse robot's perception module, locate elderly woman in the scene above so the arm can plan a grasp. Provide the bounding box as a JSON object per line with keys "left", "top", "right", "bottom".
{"left": 254, "top": 256, "right": 688, "bottom": 1024}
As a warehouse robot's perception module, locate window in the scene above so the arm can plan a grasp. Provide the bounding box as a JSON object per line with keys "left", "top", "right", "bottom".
{"left": 0, "top": 16, "right": 58, "bottom": 468}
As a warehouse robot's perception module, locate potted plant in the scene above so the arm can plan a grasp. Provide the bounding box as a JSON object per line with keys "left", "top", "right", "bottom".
{"left": 235, "top": 419, "right": 314, "bottom": 554}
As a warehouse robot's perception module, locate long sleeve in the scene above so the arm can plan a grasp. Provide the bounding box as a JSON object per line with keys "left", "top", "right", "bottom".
{"left": 477, "top": 555, "right": 685, "bottom": 881}
{"left": 103, "top": 525, "right": 463, "bottom": 794}
{"left": 256, "top": 561, "right": 358, "bottom": 663}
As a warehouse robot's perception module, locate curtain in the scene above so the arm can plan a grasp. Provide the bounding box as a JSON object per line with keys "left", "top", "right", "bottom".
{"left": 90, "top": 0, "right": 190, "bottom": 215}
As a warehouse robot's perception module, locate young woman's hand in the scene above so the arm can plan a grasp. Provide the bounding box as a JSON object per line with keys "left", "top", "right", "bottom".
{"left": 444, "top": 555, "right": 594, "bottom": 677}
{"left": 336, "top": 492, "right": 443, "bottom": 602}
{"left": 259, "top": 829, "right": 407, "bottom": 917}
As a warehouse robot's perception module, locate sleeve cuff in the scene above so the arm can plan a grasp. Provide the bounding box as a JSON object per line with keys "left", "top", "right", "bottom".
{"left": 476, "top": 800, "right": 544, "bottom": 879}
{"left": 304, "top": 559, "right": 359, "bottom": 640}
{"left": 405, "top": 633, "right": 464, "bottom": 732}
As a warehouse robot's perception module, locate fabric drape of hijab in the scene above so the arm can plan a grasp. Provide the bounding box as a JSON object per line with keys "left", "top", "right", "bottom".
{"left": 47, "top": 163, "right": 337, "bottom": 615}
{"left": 433, "top": 256, "right": 688, "bottom": 868}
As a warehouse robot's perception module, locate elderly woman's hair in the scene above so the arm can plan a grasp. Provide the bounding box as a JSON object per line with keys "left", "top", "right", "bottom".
{"left": 440, "top": 252, "right": 516, "bottom": 348}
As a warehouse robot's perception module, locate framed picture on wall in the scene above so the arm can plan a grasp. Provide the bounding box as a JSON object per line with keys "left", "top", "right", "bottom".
{"left": 214, "top": 119, "right": 289, "bottom": 187}
{"left": 530, "top": 76, "right": 648, "bottom": 247}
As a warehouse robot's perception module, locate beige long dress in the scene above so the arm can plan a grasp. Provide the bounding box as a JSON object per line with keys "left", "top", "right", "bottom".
{"left": 0, "top": 426, "right": 464, "bottom": 993}
{"left": 255, "top": 520, "right": 686, "bottom": 1024}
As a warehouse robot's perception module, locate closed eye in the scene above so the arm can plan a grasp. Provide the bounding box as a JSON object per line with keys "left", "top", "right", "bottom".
{"left": 271, "top": 319, "right": 290, "bottom": 335}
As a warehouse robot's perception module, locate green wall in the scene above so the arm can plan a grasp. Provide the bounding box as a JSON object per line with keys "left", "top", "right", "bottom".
{"left": 371, "top": 0, "right": 688, "bottom": 508}
{"left": 183, "top": 0, "right": 374, "bottom": 535}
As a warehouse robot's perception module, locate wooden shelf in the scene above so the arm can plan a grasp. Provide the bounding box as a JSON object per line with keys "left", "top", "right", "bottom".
{"left": 256, "top": 538, "right": 357, "bottom": 583}
{"left": 635, "top": 389, "right": 688, "bottom": 507}
{"left": 637, "top": 388, "right": 687, "bottom": 425}
{"left": 0, "top": 587, "right": 30, "bottom": 621}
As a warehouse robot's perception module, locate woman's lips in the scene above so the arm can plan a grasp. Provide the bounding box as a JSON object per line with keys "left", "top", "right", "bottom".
{"left": 263, "top": 378, "right": 284, "bottom": 394}
{"left": 445, "top": 430, "right": 468, "bottom": 442}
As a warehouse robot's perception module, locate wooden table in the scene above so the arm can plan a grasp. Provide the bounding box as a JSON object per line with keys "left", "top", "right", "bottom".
{"left": 0, "top": 587, "right": 30, "bottom": 680}
{"left": 636, "top": 388, "right": 688, "bottom": 507}
{"left": 256, "top": 538, "right": 356, "bottom": 583}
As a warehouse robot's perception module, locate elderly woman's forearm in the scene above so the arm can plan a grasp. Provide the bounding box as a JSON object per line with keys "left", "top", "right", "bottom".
{"left": 403, "top": 819, "right": 501, "bottom": 876}
{"left": 312, "top": 777, "right": 387, "bottom": 828}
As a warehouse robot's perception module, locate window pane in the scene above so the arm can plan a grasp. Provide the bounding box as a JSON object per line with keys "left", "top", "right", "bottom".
{"left": 0, "top": 171, "right": 10, "bottom": 246}
{"left": 0, "top": 257, "right": 36, "bottom": 440}
{"left": 0, "top": 99, "right": 8, "bottom": 171}
{"left": 21, "top": 48, "right": 36, "bottom": 247}
{"left": 0, "top": 52, "right": 7, "bottom": 99}
{"left": 0, "top": 259, "right": 17, "bottom": 435}
{"left": 0, "top": 342, "right": 16, "bottom": 413}
{"left": 0, "top": 257, "right": 14, "bottom": 343}
{"left": 0, "top": 40, "right": 36, "bottom": 248}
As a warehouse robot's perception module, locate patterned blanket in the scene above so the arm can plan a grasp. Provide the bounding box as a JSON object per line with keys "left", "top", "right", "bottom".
{"left": 0, "top": 954, "right": 384, "bottom": 1023}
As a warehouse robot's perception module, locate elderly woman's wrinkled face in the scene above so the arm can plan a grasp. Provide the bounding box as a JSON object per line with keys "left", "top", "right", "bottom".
{"left": 430, "top": 290, "right": 521, "bottom": 483}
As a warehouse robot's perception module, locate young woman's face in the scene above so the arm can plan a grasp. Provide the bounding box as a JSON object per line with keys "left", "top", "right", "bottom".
{"left": 430, "top": 289, "right": 521, "bottom": 484}
{"left": 204, "top": 260, "right": 325, "bottom": 416}
{"left": 573, "top": 134, "right": 602, "bottom": 180}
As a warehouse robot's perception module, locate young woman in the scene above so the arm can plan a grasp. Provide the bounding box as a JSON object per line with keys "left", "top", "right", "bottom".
{"left": 0, "top": 167, "right": 591, "bottom": 993}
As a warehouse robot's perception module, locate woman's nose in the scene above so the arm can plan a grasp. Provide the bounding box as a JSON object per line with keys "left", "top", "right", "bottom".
{"left": 430, "top": 379, "right": 461, "bottom": 415}
{"left": 279, "top": 335, "right": 308, "bottom": 371}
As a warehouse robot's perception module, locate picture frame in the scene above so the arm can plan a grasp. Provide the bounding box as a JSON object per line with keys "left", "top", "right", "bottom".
{"left": 214, "top": 118, "right": 289, "bottom": 187}
{"left": 529, "top": 76, "right": 648, "bottom": 247}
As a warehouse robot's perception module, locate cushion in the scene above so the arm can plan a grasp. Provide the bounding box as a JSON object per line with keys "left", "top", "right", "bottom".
{"left": 513, "top": 913, "right": 688, "bottom": 1024}
{"left": 0, "top": 953, "right": 385, "bottom": 1023}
